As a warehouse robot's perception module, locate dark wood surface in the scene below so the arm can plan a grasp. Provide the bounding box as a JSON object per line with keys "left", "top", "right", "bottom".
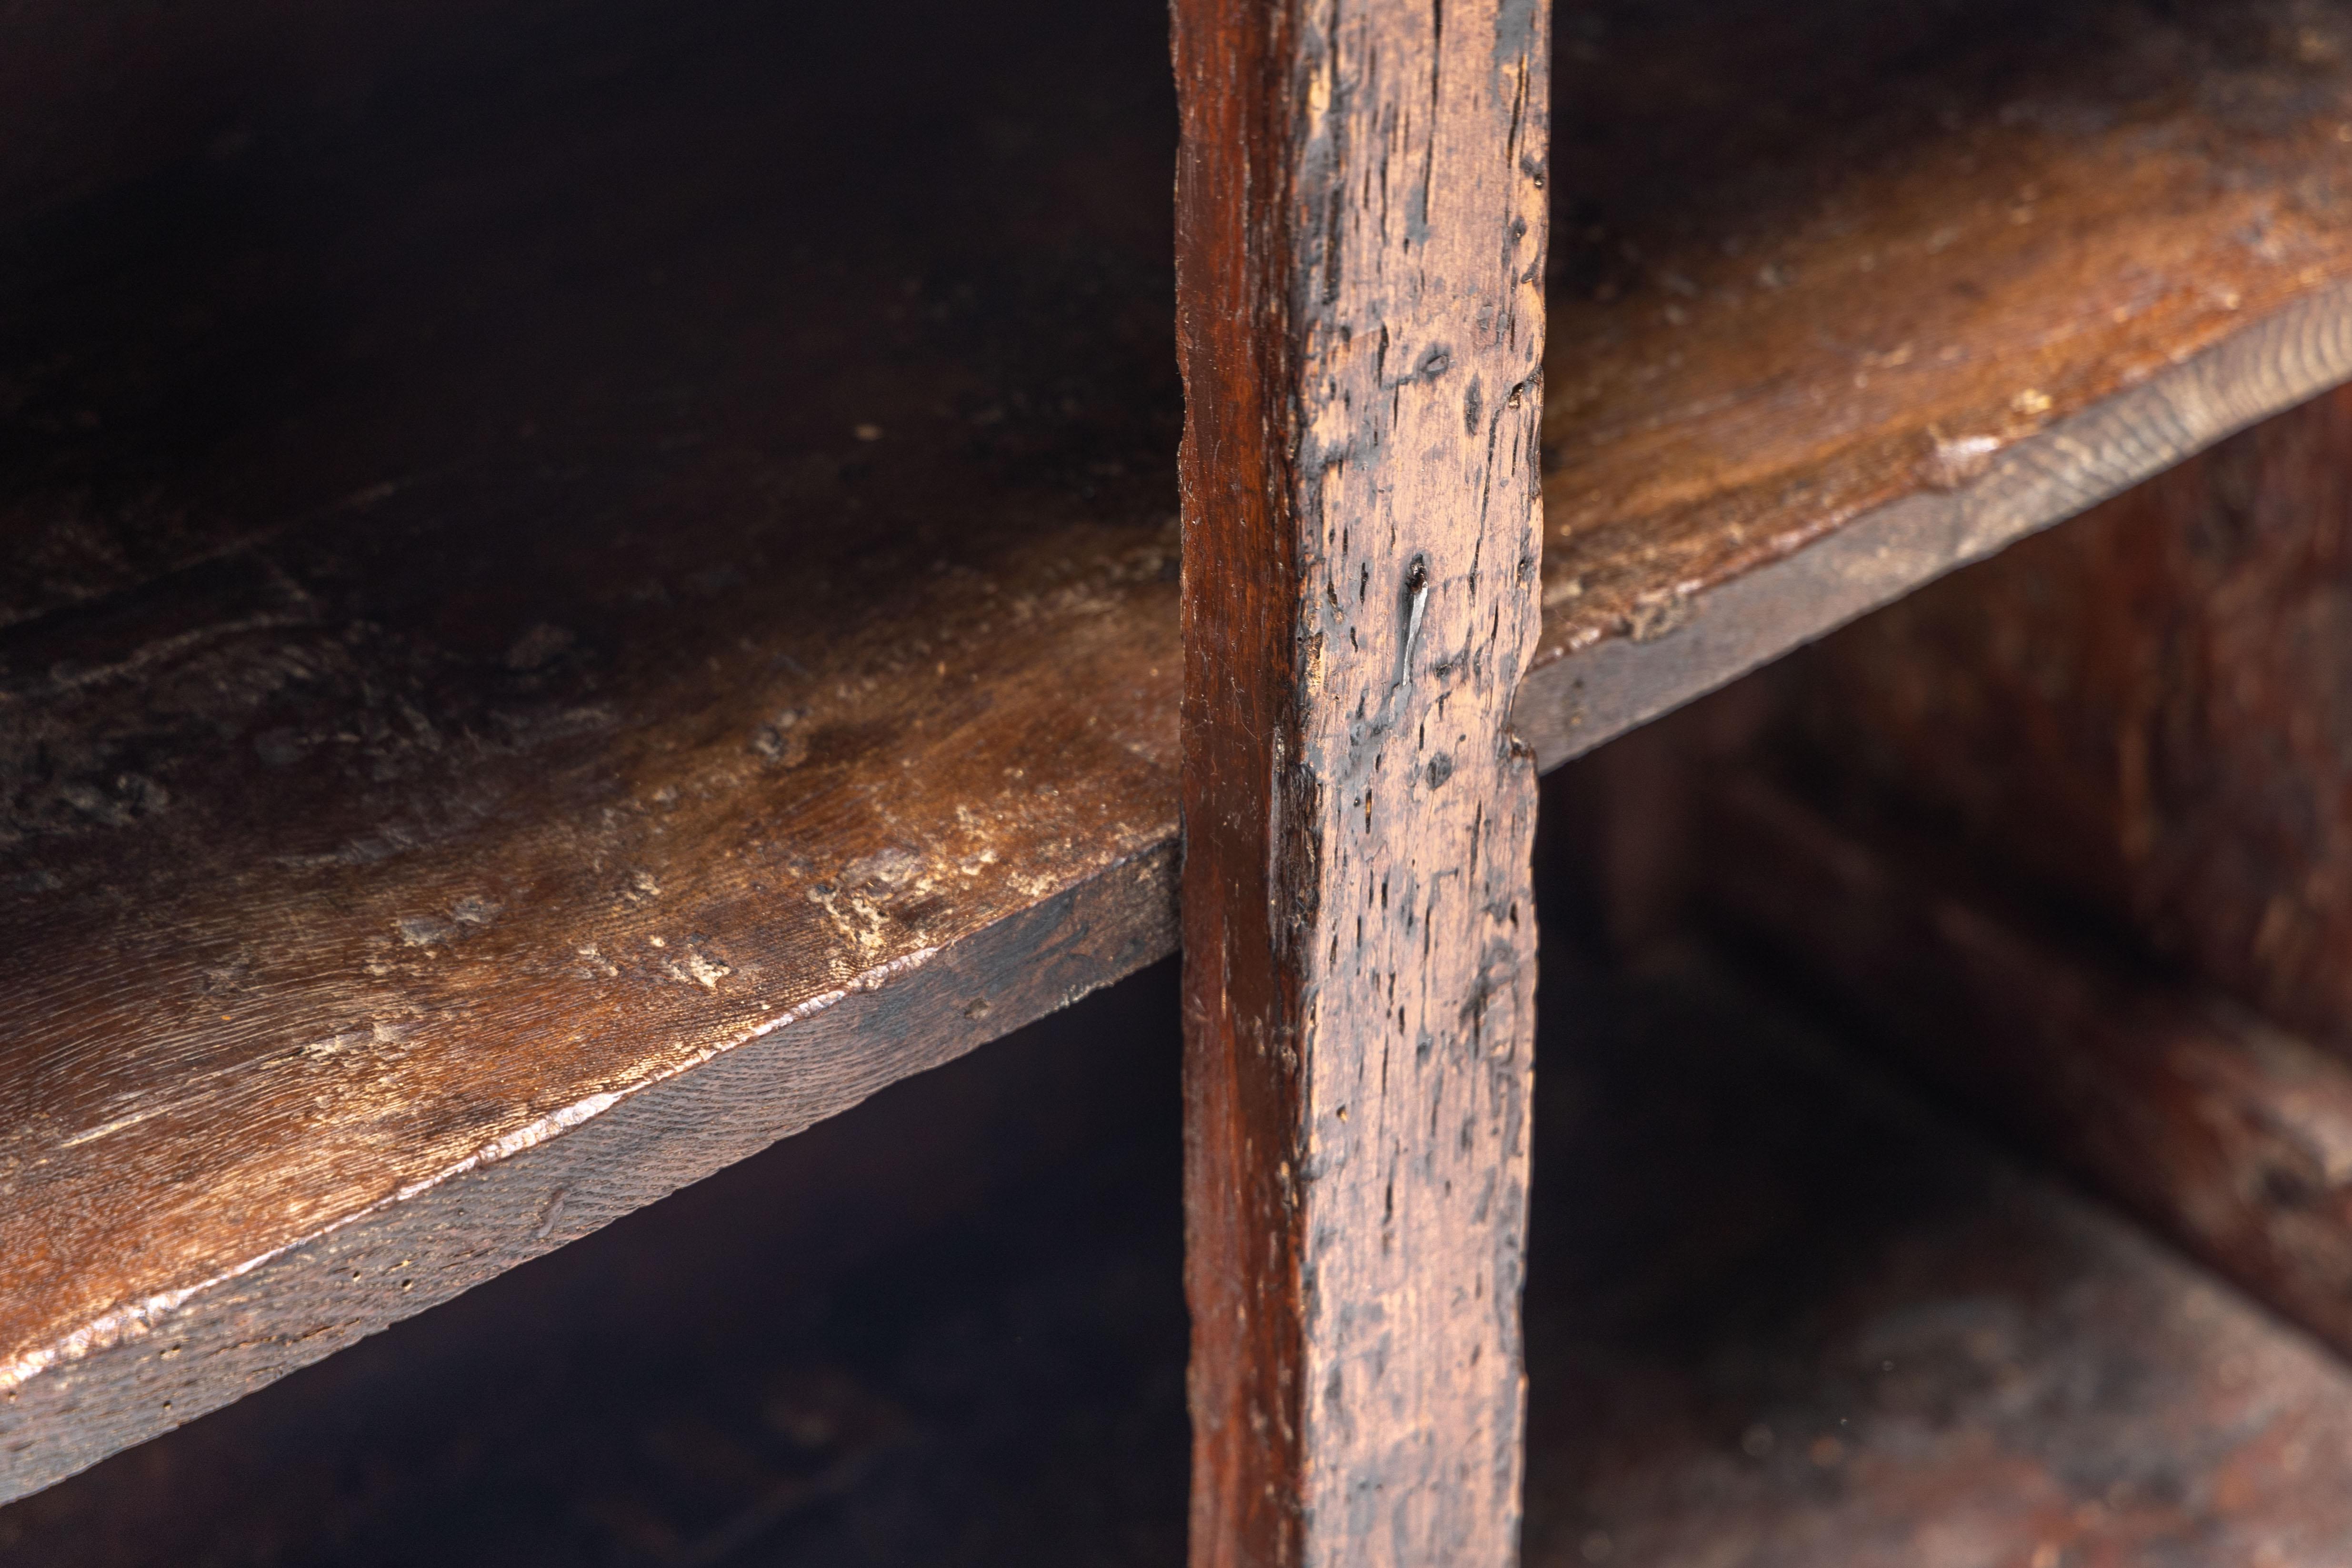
{"left": 1171, "top": 0, "right": 1547, "bottom": 1561}
{"left": 1704, "top": 775, "right": 2352, "bottom": 1377}
{"left": 1795, "top": 381, "right": 2352, "bottom": 1055}
{"left": 1520, "top": 0, "right": 2352, "bottom": 763}
{"left": 15, "top": 941, "right": 2352, "bottom": 1566}
{"left": 16, "top": 0, "right": 2352, "bottom": 1502}
{"left": 1165, "top": 0, "right": 1306, "bottom": 1558}
{"left": 1519, "top": 949, "right": 2352, "bottom": 1568}
{"left": 0, "top": 0, "right": 1185, "bottom": 1499}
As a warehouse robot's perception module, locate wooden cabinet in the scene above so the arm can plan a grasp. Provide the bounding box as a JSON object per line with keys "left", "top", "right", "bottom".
{"left": 11, "top": 0, "right": 2352, "bottom": 1559}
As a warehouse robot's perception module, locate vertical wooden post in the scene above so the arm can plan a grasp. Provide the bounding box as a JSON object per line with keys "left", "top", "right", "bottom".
{"left": 1171, "top": 1, "right": 1549, "bottom": 1564}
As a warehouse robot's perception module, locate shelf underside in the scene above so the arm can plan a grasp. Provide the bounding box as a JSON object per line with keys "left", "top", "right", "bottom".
{"left": 11, "top": 0, "right": 2352, "bottom": 1496}
{"left": 11, "top": 951, "right": 2352, "bottom": 1564}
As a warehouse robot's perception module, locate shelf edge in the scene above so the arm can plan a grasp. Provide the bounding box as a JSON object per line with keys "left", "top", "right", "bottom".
{"left": 0, "top": 844, "right": 1179, "bottom": 1505}
{"left": 1517, "top": 278, "right": 2352, "bottom": 769}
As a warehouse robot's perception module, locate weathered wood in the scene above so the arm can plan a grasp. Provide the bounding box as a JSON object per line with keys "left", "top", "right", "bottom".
{"left": 0, "top": 0, "right": 1184, "bottom": 1500}
{"left": 25, "top": 949, "right": 2352, "bottom": 1565}
{"left": 19, "top": 0, "right": 2352, "bottom": 1504}
{"left": 1796, "top": 382, "right": 2352, "bottom": 1055}
{"left": 1521, "top": 0, "right": 2352, "bottom": 765}
{"left": 1703, "top": 775, "right": 2352, "bottom": 1371}
{"left": 0, "top": 856, "right": 1175, "bottom": 1502}
{"left": 1172, "top": 1, "right": 1547, "bottom": 1562}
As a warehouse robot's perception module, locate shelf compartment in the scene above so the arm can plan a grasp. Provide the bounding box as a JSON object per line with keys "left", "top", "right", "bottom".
{"left": 1522, "top": 0, "right": 2352, "bottom": 761}
{"left": 13, "top": 0, "right": 2352, "bottom": 1500}
{"left": 1522, "top": 952, "right": 2352, "bottom": 1567}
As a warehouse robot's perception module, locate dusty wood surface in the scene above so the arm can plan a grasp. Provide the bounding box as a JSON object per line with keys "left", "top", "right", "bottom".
{"left": 1521, "top": 0, "right": 2352, "bottom": 764}
{"left": 1172, "top": 0, "right": 1548, "bottom": 1561}
{"left": 0, "top": 0, "right": 1183, "bottom": 1500}
{"left": 17, "top": 0, "right": 2352, "bottom": 1505}
{"left": 1798, "top": 381, "right": 2352, "bottom": 1056}
{"left": 1521, "top": 949, "right": 2352, "bottom": 1568}
{"left": 1702, "top": 775, "right": 2352, "bottom": 1380}
{"left": 20, "top": 945, "right": 2352, "bottom": 1566}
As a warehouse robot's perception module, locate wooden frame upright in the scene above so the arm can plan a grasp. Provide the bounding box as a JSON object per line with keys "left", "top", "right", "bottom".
{"left": 1171, "top": 2, "right": 1551, "bottom": 1561}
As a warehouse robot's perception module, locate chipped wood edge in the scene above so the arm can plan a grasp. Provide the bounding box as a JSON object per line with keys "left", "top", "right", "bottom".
{"left": 1518, "top": 278, "right": 2352, "bottom": 769}
{"left": 0, "top": 847, "right": 1177, "bottom": 1504}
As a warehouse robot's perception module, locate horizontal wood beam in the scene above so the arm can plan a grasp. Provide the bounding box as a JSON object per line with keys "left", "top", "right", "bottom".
{"left": 1521, "top": 0, "right": 2352, "bottom": 765}
{"left": 0, "top": 852, "right": 1174, "bottom": 1499}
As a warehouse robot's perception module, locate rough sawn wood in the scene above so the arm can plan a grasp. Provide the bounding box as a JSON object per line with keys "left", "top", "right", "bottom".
{"left": 20, "top": 0, "right": 2352, "bottom": 1515}
{"left": 1173, "top": 0, "right": 1548, "bottom": 1563}
{"left": 1519, "top": 0, "right": 2352, "bottom": 765}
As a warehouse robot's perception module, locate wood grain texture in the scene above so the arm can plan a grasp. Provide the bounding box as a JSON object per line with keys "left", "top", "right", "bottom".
{"left": 1796, "top": 381, "right": 2352, "bottom": 1055}
{"left": 1172, "top": 0, "right": 1548, "bottom": 1562}
{"left": 25, "top": 946, "right": 2352, "bottom": 1566}
{"left": 0, "top": 0, "right": 1183, "bottom": 1500}
{"left": 1520, "top": 0, "right": 2352, "bottom": 765}
{"left": 19, "top": 0, "right": 2352, "bottom": 1503}
{"left": 0, "top": 856, "right": 1174, "bottom": 1502}
{"left": 1702, "top": 776, "right": 2352, "bottom": 1373}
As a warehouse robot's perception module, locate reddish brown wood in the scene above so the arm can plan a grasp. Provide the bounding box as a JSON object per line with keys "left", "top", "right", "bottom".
{"left": 22, "top": 946, "right": 2352, "bottom": 1564}
{"left": 1797, "top": 382, "right": 2352, "bottom": 1055}
{"left": 1172, "top": 0, "right": 1548, "bottom": 1562}
{"left": 1170, "top": 0, "right": 1305, "bottom": 1558}
{"left": 1519, "top": 0, "right": 2352, "bottom": 764}
{"left": 0, "top": 0, "right": 1184, "bottom": 1500}
{"left": 1703, "top": 776, "right": 2352, "bottom": 1368}
{"left": 19, "top": 0, "right": 2352, "bottom": 1508}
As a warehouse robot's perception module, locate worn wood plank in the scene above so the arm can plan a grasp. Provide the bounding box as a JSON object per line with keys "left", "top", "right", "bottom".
{"left": 1702, "top": 775, "right": 2352, "bottom": 1374}
{"left": 20, "top": 0, "right": 2352, "bottom": 1506}
{"left": 24, "top": 948, "right": 2352, "bottom": 1565}
{"left": 1794, "top": 381, "right": 2352, "bottom": 1056}
{"left": 0, "top": 0, "right": 1184, "bottom": 1500}
{"left": 1172, "top": 0, "right": 1548, "bottom": 1561}
{"left": 1520, "top": 0, "right": 2352, "bottom": 765}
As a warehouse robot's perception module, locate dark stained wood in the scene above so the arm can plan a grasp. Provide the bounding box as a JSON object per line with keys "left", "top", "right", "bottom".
{"left": 19, "top": 0, "right": 2352, "bottom": 1508}
{"left": 1701, "top": 774, "right": 2352, "bottom": 1376}
{"left": 1522, "top": 951, "right": 2352, "bottom": 1568}
{"left": 21, "top": 945, "right": 2352, "bottom": 1565}
{"left": 1796, "top": 381, "right": 2352, "bottom": 1055}
{"left": 1171, "top": 0, "right": 1548, "bottom": 1561}
{"left": 0, "top": 0, "right": 1184, "bottom": 1500}
{"left": 0, "top": 962, "right": 1199, "bottom": 1568}
{"left": 1520, "top": 0, "right": 2352, "bottom": 764}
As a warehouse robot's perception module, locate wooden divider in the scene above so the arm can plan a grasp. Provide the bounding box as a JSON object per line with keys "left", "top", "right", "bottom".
{"left": 19, "top": 0, "right": 2352, "bottom": 1525}
{"left": 1171, "top": 1, "right": 1549, "bottom": 1561}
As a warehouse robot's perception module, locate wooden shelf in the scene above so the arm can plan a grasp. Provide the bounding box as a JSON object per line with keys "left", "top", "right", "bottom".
{"left": 1522, "top": 952, "right": 2352, "bottom": 1566}
{"left": 0, "top": 0, "right": 1186, "bottom": 1496}
{"left": 1520, "top": 0, "right": 2352, "bottom": 762}
{"left": 12, "top": 0, "right": 2352, "bottom": 1501}
{"left": 12, "top": 947, "right": 2352, "bottom": 1563}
